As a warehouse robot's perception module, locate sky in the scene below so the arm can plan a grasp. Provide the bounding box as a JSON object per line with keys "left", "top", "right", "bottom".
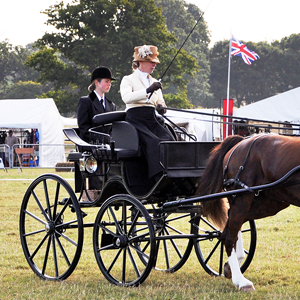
{"left": 1, "top": 0, "right": 300, "bottom": 47}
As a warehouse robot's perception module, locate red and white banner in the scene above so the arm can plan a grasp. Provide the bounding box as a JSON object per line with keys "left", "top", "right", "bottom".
{"left": 223, "top": 98, "right": 233, "bottom": 139}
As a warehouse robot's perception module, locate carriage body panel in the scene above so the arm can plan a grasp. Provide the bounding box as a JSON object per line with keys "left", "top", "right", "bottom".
{"left": 63, "top": 111, "right": 219, "bottom": 205}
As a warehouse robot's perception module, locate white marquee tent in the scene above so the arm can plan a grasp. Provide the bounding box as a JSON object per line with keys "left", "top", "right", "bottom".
{"left": 233, "top": 87, "right": 300, "bottom": 123}
{"left": 0, "top": 98, "right": 77, "bottom": 167}
{"left": 165, "top": 109, "right": 221, "bottom": 141}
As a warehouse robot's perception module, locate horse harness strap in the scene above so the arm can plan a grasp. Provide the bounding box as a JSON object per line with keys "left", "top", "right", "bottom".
{"left": 223, "top": 134, "right": 266, "bottom": 193}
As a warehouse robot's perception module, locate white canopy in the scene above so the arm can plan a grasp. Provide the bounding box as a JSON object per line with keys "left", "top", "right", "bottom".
{"left": 233, "top": 87, "right": 300, "bottom": 123}
{"left": 0, "top": 98, "right": 77, "bottom": 167}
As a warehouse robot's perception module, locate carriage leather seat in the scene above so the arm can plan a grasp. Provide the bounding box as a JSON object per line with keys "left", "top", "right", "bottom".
{"left": 64, "top": 112, "right": 140, "bottom": 161}
{"left": 110, "top": 121, "right": 140, "bottom": 158}
{"left": 92, "top": 111, "right": 140, "bottom": 158}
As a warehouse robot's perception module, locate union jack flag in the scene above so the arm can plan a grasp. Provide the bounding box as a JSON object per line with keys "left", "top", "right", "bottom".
{"left": 231, "top": 36, "right": 260, "bottom": 65}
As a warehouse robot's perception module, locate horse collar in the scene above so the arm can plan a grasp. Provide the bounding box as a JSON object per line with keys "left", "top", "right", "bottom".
{"left": 223, "top": 134, "right": 266, "bottom": 191}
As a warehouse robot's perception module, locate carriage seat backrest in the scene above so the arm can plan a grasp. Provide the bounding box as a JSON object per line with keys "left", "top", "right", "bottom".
{"left": 65, "top": 111, "right": 139, "bottom": 159}
{"left": 93, "top": 111, "right": 140, "bottom": 157}
{"left": 65, "top": 123, "right": 139, "bottom": 160}
{"left": 110, "top": 121, "right": 140, "bottom": 158}
{"left": 92, "top": 111, "right": 126, "bottom": 126}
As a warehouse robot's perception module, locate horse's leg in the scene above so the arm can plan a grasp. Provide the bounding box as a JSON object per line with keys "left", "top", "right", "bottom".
{"left": 227, "top": 248, "right": 255, "bottom": 291}
{"left": 223, "top": 228, "right": 254, "bottom": 291}
{"left": 224, "top": 230, "right": 245, "bottom": 279}
{"left": 236, "top": 230, "right": 245, "bottom": 265}
{"left": 222, "top": 197, "right": 255, "bottom": 291}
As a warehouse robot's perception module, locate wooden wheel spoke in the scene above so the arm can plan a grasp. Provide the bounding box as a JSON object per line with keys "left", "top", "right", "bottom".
{"left": 107, "top": 249, "right": 123, "bottom": 273}
{"left": 127, "top": 247, "right": 141, "bottom": 277}
{"left": 164, "top": 227, "right": 183, "bottom": 259}
{"left": 29, "top": 233, "right": 49, "bottom": 260}
{"left": 43, "top": 179, "right": 53, "bottom": 221}
{"left": 31, "top": 190, "right": 51, "bottom": 223}
{"left": 108, "top": 205, "right": 123, "bottom": 235}
{"left": 204, "top": 239, "right": 221, "bottom": 265}
{"left": 42, "top": 236, "right": 51, "bottom": 275}
{"left": 55, "top": 234, "right": 71, "bottom": 267}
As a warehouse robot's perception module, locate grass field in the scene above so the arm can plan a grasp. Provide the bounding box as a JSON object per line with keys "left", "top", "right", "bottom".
{"left": 1, "top": 168, "right": 300, "bottom": 299}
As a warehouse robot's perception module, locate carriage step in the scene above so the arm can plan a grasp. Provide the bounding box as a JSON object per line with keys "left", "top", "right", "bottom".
{"left": 59, "top": 197, "right": 70, "bottom": 205}
{"left": 59, "top": 197, "right": 87, "bottom": 217}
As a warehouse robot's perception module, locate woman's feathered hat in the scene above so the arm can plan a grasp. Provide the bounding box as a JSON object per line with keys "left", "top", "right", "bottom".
{"left": 133, "top": 45, "right": 160, "bottom": 63}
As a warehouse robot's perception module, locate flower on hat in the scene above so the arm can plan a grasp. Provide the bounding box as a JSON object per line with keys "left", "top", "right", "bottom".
{"left": 137, "top": 45, "right": 153, "bottom": 59}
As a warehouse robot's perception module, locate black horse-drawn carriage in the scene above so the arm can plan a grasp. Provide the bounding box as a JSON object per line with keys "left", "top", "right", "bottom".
{"left": 19, "top": 110, "right": 257, "bottom": 287}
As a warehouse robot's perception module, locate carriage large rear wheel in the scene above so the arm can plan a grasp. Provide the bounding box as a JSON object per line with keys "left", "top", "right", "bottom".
{"left": 19, "top": 174, "right": 83, "bottom": 280}
{"left": 146, "top": 206, "right": 194, "bottom": 273}
{"left": 93, "top": 194, "right": 156, "bottom": 286}
{"left": 193, "top": 216, "right": 256, "bottom": 276}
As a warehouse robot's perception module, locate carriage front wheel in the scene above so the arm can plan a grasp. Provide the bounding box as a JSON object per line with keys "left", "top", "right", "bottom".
{"left": 193, "top": 216, "right": 256, "bottom": 276}
{"left": 93, "top": 194, "right": 156, "bottom": 286}
{"left": 19, "top": 174, "right": 84, "bottom": 280}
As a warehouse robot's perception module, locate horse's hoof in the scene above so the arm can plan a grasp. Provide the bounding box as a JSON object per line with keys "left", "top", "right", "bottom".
{"left": 240, "top": 285, "right": 255, "bottom": 292}
{"left": 224, "top": 262, "right": 232, "bottom": 279}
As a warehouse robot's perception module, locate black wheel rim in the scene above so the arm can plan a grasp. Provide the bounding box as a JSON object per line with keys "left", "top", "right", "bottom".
{"left": 19, "top": 174, "right": 84, "bottom": 280}
{"left": 193, "top": 217, "right": 256, "bottom": 276}
{"left": 93, "top": 194, "right": 156, "bottom": 286}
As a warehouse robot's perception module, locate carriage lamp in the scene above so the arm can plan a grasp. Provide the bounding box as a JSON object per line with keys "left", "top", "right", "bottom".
{"left": 85, "top": 156, "right": 98, "bottom": 173}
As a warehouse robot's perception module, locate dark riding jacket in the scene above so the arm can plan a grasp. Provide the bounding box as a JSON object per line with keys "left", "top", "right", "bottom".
{"left": 77, "top": 91, "right": 116, "bottom": 143}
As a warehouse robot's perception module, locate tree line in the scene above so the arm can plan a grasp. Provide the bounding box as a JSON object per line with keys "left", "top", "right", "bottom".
{"left": 1, "top": 0, "right": 300, "bottom": 115}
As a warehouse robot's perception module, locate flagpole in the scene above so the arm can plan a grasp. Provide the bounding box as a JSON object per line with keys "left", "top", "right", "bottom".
{"left": 226, "top": 35, "right": 232, "bottom": 139}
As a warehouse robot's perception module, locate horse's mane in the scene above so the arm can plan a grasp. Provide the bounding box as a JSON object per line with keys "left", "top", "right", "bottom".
{"left": 196, "top": 135, "right": 244, "bottom": 228}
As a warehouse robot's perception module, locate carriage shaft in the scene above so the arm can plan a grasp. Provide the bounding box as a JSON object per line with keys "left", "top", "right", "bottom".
{"left": 163, "top": 165, "right": 300, "bottom": 211}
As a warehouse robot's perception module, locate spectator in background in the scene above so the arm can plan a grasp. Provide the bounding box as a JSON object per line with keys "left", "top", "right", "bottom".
{"left": 5, "top": 130, "right": 19, "bottom": 166}
{"left": 24, "top": 130, "right": 30, "bottom": 147}
{"left": 35, "top": 129, "right": 39, "bottom": 144}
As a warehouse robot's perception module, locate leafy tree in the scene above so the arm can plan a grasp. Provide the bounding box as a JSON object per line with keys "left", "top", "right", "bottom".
{"left": 39, "top": 89, "right": 79, "bottom": 115}
{"left": 272, "top": 34, "right": 300, "bottom": 91}
{"left": 155, "top": 0, "right": 212, "bottom": 107}
{"left": 164, "top": 89, "right": 192, "bottom": 109}
{"left": 27, "top": 0, "right": 198, "bottom": 113}
{"left": 5, "top": 81, "right": 43, "bottom": 99}
{"left": 0, "top": 40, "right": 15, "bottom": 84}
{"left": 208, "top": 40, "right": 229, "bottom": 107}
{"left": 0, "top": 40, "right": 40, "bottom": 98}
{"left": 25, "top": 48, "right": 84, "bottom": 113}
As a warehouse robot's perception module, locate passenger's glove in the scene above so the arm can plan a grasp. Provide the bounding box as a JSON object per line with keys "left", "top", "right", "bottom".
{"left": 156, "top": 104, "right": 166, "bottom": 115}
{"left": 146, "top": 82, "right": 162, "bottom": 94}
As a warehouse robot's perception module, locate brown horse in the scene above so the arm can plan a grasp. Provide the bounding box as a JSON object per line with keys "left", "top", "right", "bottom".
{"left": 197, "top": 133, "right": 300, "bottom": 291}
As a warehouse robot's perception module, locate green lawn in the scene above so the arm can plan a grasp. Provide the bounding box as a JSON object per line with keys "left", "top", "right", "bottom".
{"left": 1, "top": 169, "right": 300, "bottom": 299}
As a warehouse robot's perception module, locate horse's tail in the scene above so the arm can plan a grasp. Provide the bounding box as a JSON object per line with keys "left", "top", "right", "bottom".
{"left": 197, "top": 135, "right": 244, "bottom": 228}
